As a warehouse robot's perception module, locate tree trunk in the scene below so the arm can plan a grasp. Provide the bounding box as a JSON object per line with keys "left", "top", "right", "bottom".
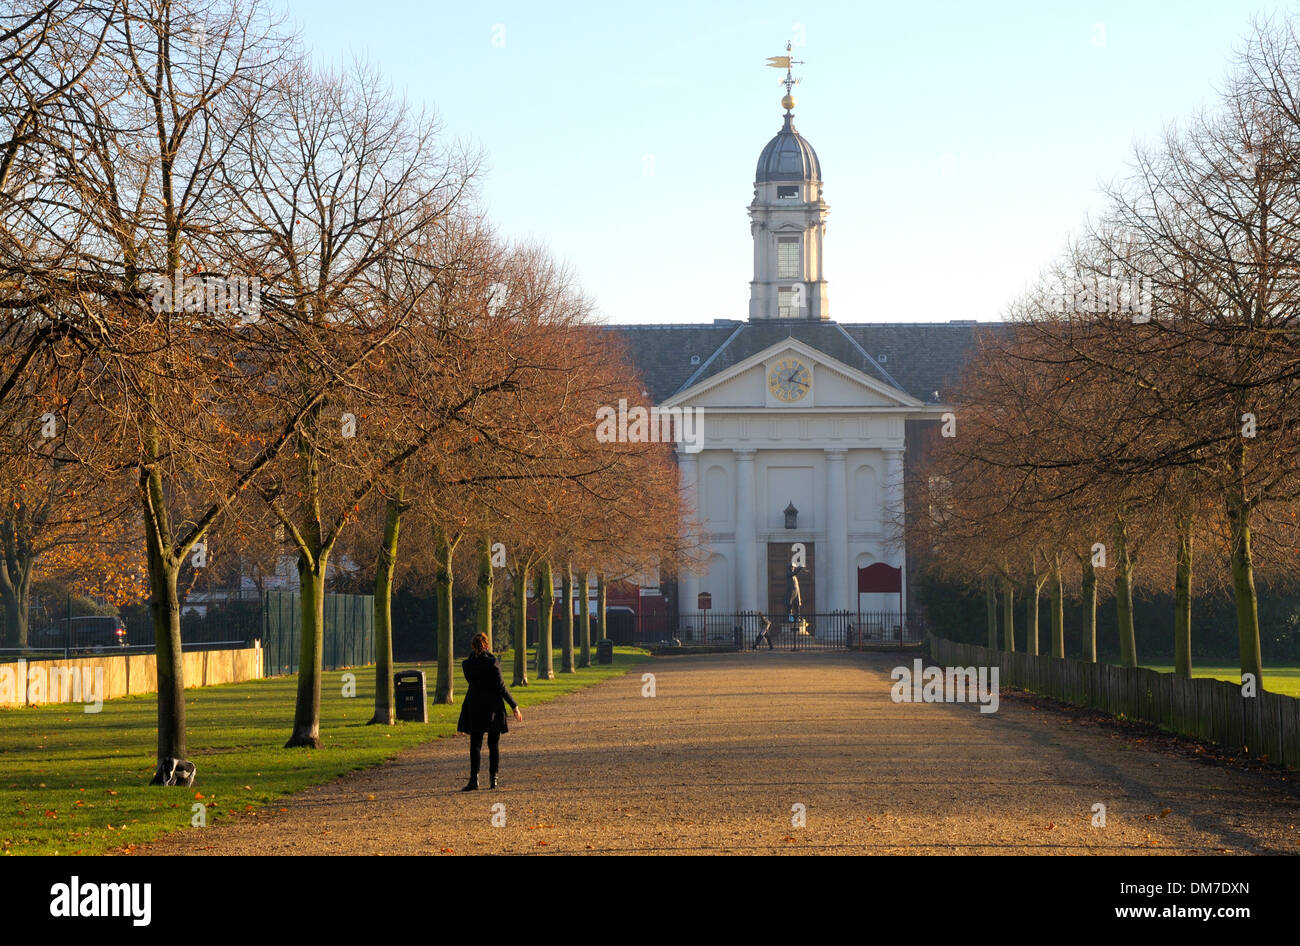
{"left": 432, "top": 524, "right": 460, "bottom": 704}
{"left": 984, "top": 576, "right": 998, "bottom": 650}
{"left": 578, "top": 568, "right": 592, "bottom": 668}
{"left": 535, "top": 560, "right": 555, "bottom": 680}
{"left": 560, "top": 562, "right": 575, "bottom": 673}
{"left": 1225, "top": 487, "right": 1263, "bottom": 687}
{"left": 1113, "top": 515, "right": 1137, "bottom": 668}
{"left": 369, "top": 492, "right": 403, "bottom": 725}
{"left": 144, "top": 525, "right": 186, "bottom": 769}
{"left": 141, "top": 460, "right": 189, "bottom": 778}
{"left": 286, "top": 555, "right": 327, "bottom": 747}
{"left": 512, "top": 562, "right": 529, "bottom": 687}
{"left": 596, "top": 571, "right": 608, "bottom": 641}
{"left": 476, "top": 535, "right": 493, "bottom": 647}
{"left": 1024, "top": 581, "right": 1039, "bottom": 656}
{"left": 1050, "top": 561, "right": 1065, "bottom": 658}
{"left": 0, "top": 582, "right": 26, "bottom": 648}
{"left": 286, "top": 415, "right": 329, "bottom": 748}
{"left": 1000, "top": 578, "right": 1015, "bottom": 653}
{"left": 18, "top": 567, "right": 31, "bottom": 647}
{"left": 1081, "top": 556, "right": 1097, "bottom": 663}
{"left": 1174, "top": 512, "right": 1193, "bottom": 679}
{"left": 0, "top": 537, "right": 33, "bottom": 648}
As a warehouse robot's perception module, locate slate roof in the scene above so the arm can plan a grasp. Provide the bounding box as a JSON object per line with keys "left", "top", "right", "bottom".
{"left": 755, "top": 113, "right": 822, "bottom": 183}
{"left": 606, "top": 320, "right": 1002, "bottom": 406}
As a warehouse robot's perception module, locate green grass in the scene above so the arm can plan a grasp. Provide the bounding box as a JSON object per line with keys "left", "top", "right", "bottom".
{"left": 1141, "top": 664, "right": 1300, "bottom": 698}
{"left": 0, "top": 647, "right": 649, "bottom": 855}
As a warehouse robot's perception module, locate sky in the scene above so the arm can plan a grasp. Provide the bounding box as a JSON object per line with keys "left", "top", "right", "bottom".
{"left": 285, "top": 0, "right": 1292, "bottom": 325}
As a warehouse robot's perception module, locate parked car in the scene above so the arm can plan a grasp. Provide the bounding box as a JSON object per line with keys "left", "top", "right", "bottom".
{"left": 33, "top": 615, "right": 129, "bottom": 651}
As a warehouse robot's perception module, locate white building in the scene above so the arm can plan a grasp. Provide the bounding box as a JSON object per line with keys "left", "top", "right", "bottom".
{"left": 613, "top": 84, "right": 986, "bottom": 626}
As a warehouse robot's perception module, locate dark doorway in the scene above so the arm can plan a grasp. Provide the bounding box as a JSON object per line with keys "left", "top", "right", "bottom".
{"left": 767, "top": 541, "right": 815, "bottom": 620}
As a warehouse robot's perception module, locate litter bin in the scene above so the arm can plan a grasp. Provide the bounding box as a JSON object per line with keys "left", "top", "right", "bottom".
{"left": 733, "top": 625, "right": 743, "bottom": 649}
{"left": 596, "top": 639, "right": 614, "bottom": 665}
{"left": 394, "top": 669, "right": 428, "bottom": 722}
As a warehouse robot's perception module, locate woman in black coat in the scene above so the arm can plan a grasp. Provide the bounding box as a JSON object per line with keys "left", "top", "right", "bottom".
{"left": 456, "top": 632, "right": 522, "bottom": 791}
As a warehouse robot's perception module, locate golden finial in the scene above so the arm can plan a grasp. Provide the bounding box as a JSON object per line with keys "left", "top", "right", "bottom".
{"left": 765, "top": 41, "right": 804, "bottom": 114}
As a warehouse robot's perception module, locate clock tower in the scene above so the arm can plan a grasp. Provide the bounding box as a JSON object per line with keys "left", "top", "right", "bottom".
{"left": 748, "top": 46, "right": 830, "bottom": 322}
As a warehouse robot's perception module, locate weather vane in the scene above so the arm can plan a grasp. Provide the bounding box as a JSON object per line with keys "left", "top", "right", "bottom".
{"left": 765, "top": 40, "right": 805, "bottom": 114}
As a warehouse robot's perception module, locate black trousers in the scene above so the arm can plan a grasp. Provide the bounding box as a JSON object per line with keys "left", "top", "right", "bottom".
{"left": 469, "top": 729, "right": 501, "bottom": 776}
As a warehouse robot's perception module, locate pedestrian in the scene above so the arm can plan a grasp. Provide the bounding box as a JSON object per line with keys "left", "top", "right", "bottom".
{"left": 753, "top": 614, "right": 774, "bottom": 650}
{"left": 457, "top": 632, "right": 522, "bottom": 791}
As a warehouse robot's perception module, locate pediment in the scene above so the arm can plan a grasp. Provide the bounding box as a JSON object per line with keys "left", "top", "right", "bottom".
{"left": 659, "top": 337, "right": 923, "bottom": 410}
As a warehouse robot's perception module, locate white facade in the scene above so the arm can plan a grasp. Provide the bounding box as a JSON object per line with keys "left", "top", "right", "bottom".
{"left": 667, "top": 338, "right": 920, "bottom": 617}
{"left": 650, "top": 97, "right": 953, "bottom": 620}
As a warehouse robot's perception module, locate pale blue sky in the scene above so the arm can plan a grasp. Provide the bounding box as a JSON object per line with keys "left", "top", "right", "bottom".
{"left": 287, "top": 0, "right": 1289, "bottom": 324}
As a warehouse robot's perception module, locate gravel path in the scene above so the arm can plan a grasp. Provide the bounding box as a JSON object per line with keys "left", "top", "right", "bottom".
{"left": 134, "top": 652, "right": 1300, "bottom": 855}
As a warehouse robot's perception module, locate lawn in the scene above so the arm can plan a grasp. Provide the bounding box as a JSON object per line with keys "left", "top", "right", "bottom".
{"left": 0, "top": 647, "right": 649, "bottom": 855}
{"left": 1141, "top": 664, "right": 1300, "bottom": 698}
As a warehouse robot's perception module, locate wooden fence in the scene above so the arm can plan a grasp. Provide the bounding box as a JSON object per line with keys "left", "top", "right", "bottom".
{"left": 926, "top": 633, "right": 1300, "bottom": 769}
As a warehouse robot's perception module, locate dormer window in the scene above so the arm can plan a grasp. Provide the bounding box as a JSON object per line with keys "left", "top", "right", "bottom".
{"left": 777, "top": 185, "right": 799, "bottom": 199}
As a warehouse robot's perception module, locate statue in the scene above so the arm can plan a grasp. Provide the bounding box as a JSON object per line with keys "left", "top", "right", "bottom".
{"left": 784, "top": 562, "right": 805, "bottom": 623}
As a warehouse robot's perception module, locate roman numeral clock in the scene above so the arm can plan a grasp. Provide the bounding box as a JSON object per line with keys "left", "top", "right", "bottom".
{"left": 767, "top": 356, "right": 812, "bottom": 403}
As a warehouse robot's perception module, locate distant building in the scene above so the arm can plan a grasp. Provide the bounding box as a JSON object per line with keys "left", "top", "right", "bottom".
{"left": 609, "top": 79, "right": 988, "bottom": 626}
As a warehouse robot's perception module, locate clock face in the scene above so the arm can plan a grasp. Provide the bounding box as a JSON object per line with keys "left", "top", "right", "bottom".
{"left": 767, "top": 357, "right": 812, "bottom": 403}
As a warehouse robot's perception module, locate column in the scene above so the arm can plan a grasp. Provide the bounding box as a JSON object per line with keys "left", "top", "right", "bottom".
{"left": 677, "top": 450, "right": 701, "bottom": 615}
{"left": 734, "top": 449, "right": 759, "bottom": 614}
{"left": 825, "top": 448, "right": 848, "bottom": 613}
{"left": 884, "top": 448, "right": 907, "bottom": 612}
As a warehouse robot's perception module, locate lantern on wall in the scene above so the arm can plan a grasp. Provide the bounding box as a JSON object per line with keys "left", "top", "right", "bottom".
{"left": 784, "top": 501, "right": 798, "bottom": 530}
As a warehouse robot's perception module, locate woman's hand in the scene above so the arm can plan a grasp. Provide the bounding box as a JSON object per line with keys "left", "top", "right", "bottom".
{"left": 513, "top": 706, "right": 523, "bottom": 722}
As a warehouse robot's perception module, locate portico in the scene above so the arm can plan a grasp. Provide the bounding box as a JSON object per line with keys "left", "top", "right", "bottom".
{"left": 666, "top": 337, "right": 916, "bottom": 618}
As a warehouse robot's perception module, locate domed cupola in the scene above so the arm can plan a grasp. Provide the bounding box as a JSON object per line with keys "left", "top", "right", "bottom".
{"left": 756, "top": 113, "right": 821, "bottom": 183}
{"left": 747, "top": 44, "right": 830, "bottom": 322}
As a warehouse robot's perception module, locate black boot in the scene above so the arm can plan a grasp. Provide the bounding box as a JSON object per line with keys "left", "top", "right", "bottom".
{"left": 490, "top": 772, "right": 499, "bottom": 789}
{"left": 461, "top": 774, "right": 478, "bottom": 792}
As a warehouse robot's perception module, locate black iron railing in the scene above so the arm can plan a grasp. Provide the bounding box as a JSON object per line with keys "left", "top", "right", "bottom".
{"left": 611, "top": 610, "right": 929, "bottom": 650}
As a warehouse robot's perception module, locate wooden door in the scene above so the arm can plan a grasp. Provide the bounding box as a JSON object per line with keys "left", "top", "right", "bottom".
{"left": 767, "top": 541, "right": 815, "bottom": 621}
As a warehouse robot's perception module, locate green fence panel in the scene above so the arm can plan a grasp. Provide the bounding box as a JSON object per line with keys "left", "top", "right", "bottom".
{"left": 261, "top": 590, "right": 374, "bottom": 676}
